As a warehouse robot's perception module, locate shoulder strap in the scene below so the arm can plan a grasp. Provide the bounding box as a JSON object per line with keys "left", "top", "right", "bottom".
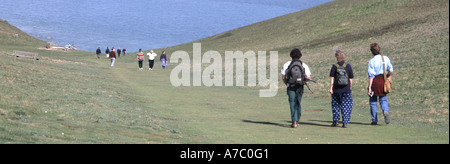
{"left": 334, "top": 63, "right": 347, "bottom": 69}
{"left": 381, "top": 56, "right": 386, "bottom": 81}
{"left": 288, "top": 60, "right": 302, "bottom": 69}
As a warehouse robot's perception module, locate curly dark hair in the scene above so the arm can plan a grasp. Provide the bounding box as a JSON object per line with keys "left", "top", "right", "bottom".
{"left": 290, "top": 48, "right": 302, "bottom": 59}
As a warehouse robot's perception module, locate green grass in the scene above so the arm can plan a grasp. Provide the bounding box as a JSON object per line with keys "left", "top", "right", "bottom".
{"left": 0, "top": 0, "right": 448, "bottom": 143}
{"left": 0, "top": 52, "right": 173, "bottom": 143}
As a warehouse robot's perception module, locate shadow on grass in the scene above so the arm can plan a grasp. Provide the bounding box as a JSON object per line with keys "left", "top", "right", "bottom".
{"left": 242, "top": 119, "right": 372, "bottom": 128}
{"left": 242, "top": 119, "right": 332, "bottom": 128}
{"left": 308, "top": 120, "right": 373, "bottom": 126}
{"left": 242, "top": 120, "right": 289, "bottom": 128}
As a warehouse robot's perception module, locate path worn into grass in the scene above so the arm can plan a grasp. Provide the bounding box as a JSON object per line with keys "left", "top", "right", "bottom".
{"left": 109, "top": 57, "right": 447, "bottom": 144}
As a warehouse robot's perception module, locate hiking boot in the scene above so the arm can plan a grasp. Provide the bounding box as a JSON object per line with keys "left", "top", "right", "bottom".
{"left": 383, "top": 112, "right": 390, "bottom": 124}
{"left": 371, "top": 122, "right": 378, "bottom": 125}
{"left": 331, "top": 121, "right": 339, "bottom": 127}
{"left": 342, "top": 124, "right": 347, "bottom": 128}
{"left": 291, "top": 121, "right": 298, "bottom": 128}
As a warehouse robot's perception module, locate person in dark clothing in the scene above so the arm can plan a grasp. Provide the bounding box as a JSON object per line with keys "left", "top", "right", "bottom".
{"left": 117, "top": 48, "right": 121, "bottom": 58}
{"left": 105, "top": 47, "right": 110, "bottom": 58}
{"left": 329, "top": 50, "right": 354, "bottom": 128}
{"left": 96, "top": 47, "right": 101, "bottom": 59}
{"left": 109, "top": 47, "right": 116, "bottom": 67}
{"left": 122, "top": 48, "right": 126, "bottom": 56}
{"left": 160, "top": 50, "right": 167, "bottom": 69}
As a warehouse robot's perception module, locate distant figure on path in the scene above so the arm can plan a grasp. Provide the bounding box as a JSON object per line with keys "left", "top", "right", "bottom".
{"left": 329, "top": 50, "right": 354, "bottom": 128}
{"left": 117, "top": 48, "right": 121, "bottom": 58}
{"left": 105, "top": 47, "right": 110, "bottom": 58}
{"left": 96, "top": 47, "right": 101, "bottom": 59}
{"left": 122, "top": 48, "right": 126, "bottom": 56}
{"left": 109, "top": 47, "right": 116, "bottom": 67}
{"left": 137, "top": 49, "right": 145, "bottom": 70}
{"left": 367, "top": 43, "right": 393, "bottom": 125}
{"left": 160, "top": 50, "right": 167, "bottom": 69}
{"left": 147, "top": 50, "right": 157, "bottom": 70}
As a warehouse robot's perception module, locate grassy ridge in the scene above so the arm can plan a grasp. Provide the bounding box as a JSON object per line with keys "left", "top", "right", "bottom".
{"left": 0, "top": 0, "right": 448, "bottom": 143}
{"left": 0, "top": 51, "right": 177, "bottom": 143}
{"left": 0, "top": 19, "right": 45, "bottom": 49}
{"left": 154, "top": 0, "right": 449, "bottom": 143}
{"left": 1, "top": 19, "right": 175, "bottom": 143}
{"left": 163, "top": 0, "right": 449, "bottom": 127}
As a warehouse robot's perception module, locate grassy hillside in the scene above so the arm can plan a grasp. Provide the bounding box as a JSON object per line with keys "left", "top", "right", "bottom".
{"left": 164, "top": 0, "right": 449, "bottom": 127}
{"left": 0, "top": 0, "right": 448, "bottom": 143}
{"left": 1, "top": 19, "right": 175, "bottom": 143}
{"left": 0, "top": 19, "right": 45, "bottom": 49}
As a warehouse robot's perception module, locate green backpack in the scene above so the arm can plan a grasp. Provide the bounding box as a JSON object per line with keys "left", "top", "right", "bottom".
{"left": 334, "top": 63, "right": 349, "bottom": 86}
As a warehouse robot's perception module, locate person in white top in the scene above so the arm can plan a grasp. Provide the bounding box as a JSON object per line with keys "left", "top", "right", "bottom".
{"left": 147, "top": 50, "right": 158, "bottom": 70}
{"left": 281, "top": 61, "right": 312, "bottom": 87}
{"left": 281, "top": 48, "right": 311, "bottom": 128}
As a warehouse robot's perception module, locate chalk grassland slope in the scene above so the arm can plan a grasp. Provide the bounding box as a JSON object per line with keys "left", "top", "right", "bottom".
{"left": 0, "top": 0, "right": 448, "bottom": 143}
{"left": 0, "top": 19, "right": 176, "bottom": 143}
{"left": 120, "top": 0, "right": 449, "bottom": 143}
{"left": 164, "top": 0, "right": 449, "bottom": 129}
{"left": 0, "top": 19, "right": 45, "bottom": 49}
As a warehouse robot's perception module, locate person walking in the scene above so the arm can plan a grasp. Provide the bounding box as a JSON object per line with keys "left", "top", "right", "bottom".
{"left": 160, "top": 50, "right": 167, "bottom": 69}
{"left": 137, "top": 49, "right": 145, "bottom": 70}
{"left": 329, "top": 50, "right": 354, "bottom": 128}
{"left": 147, "top": 50, "right": 158, "bottom": 70}
{"left": 281, "top": 48, "right": 312, "bottom": 128}
{"left": 109, "top": 47, "right": 116, "bottom": 67}
{"left": 105, "top": 47, "right": 110, "bottom": 58}
{"left": 122, "top": 48, "right": 126, "bottom": 56}
{"left": 96, "top": 47, "right": 101, "bottom": 59}
{"left": 367, "top": 43, "right": 393, "bottom": 125}
{"left": 117, "top": 48, "right": 121, "bottom": 58}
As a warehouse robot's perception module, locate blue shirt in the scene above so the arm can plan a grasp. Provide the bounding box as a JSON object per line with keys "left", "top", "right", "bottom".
{"left": 368, "top": 55, "right": 393, "bottom": 78}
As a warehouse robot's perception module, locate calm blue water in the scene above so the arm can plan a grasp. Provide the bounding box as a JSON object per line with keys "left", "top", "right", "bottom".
{"left": 0, "top": 0, "right": 332, "bottom": 52}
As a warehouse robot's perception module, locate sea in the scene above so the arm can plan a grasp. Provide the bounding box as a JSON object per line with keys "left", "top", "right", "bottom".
{"left": 0, "top": 0, "right": 332, "bottom": 52}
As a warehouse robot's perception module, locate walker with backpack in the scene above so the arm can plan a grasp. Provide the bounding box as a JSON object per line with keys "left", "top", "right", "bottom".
{"left": 286, "top": 60, "right": 316, "bottom": 93}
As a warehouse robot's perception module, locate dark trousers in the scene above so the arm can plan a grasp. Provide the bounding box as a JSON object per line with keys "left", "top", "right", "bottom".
{"left": 149, "top": 60, "right": 155, "bottom": 69}
{"left": 138, "top": 60, "right": 143, "bottom": 68}
{"left": 287, "top": 85, "right": 304, "bottom": 122}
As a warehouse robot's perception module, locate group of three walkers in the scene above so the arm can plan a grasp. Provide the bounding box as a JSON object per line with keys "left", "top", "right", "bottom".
{"left": 282, "top": 43, "right": 393, "bottom": 128}
{"left": 136, "top": 49, "right": 168, "bottom": 70}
